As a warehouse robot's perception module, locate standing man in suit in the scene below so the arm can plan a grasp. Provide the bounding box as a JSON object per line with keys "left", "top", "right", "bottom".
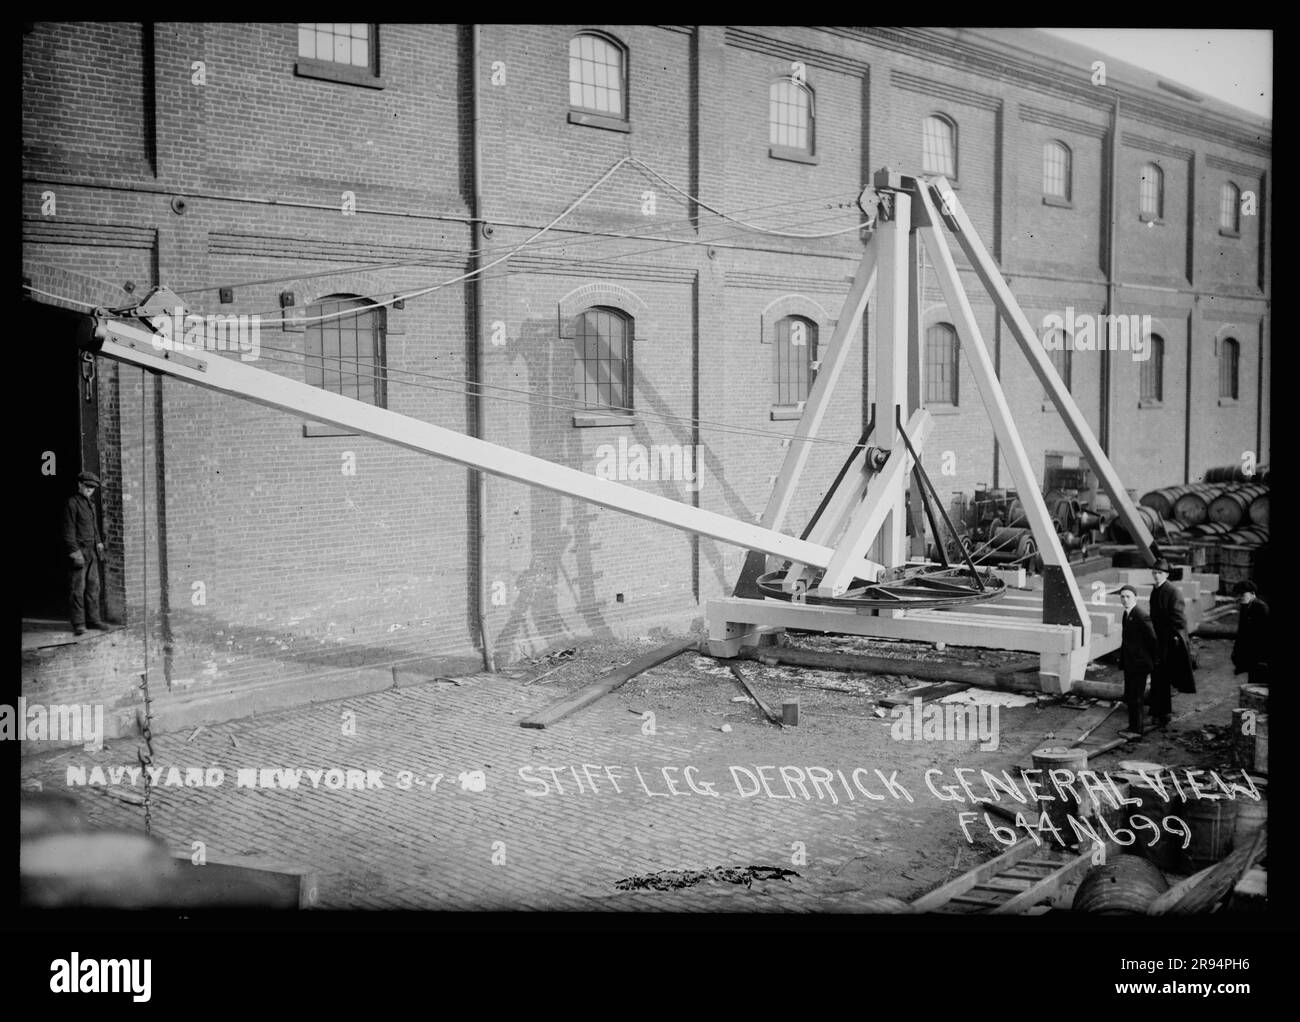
{"left": 1117, "top": 584, "right": 1158, "bottom": 738}
{"left": 63, "top": 470, "right": 105, "bottom": 636}
{"left": 1232, "top": 580, "right": 1270, "bottom": 686}
{"left": 1148, "top": 557, "right": 1195, "bottom": 727}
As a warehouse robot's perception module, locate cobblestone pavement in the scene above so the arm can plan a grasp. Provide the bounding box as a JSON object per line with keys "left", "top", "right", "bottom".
{"left": 20, "top": 633, "right": 1249, "bottom": 913}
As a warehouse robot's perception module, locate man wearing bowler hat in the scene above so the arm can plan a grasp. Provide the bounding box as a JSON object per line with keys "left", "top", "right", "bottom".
{"left": 63, "top": 470, "right": 106, "bottom": 636}
{"left": 1148, "top": 557, "right": 1196, "bottom": 726}
{"left": 1117, "top": 584, "right": 1158, "bottom": 738}
{"left": 1231, "top": 580, "right": 1270, "bottom": 686}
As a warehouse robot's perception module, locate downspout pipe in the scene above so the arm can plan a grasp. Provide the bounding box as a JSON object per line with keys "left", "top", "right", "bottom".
{"left": 1101, "top": 93, "right": 1119, "bottom": 458}
{"left": 470, "top": 25, "right": 495, "bottom": 673}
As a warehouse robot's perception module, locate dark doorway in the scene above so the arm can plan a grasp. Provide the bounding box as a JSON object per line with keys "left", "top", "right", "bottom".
{"left": 20, "top": 299, "right": 100, "bottom": 623}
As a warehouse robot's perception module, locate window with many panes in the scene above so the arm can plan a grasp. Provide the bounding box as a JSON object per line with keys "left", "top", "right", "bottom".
{"left": 770, "top": 78, "right": 814, "bottom": 158}
{"left": 305, "top": 295, "right": 387, "bottom": 406}
{"left": 922, "top": 115, "right": 957, "bottom": 178}
{"left": 569, "top": 32, "right": 627, "bottom": 122}
{"left": 1220, "top": 338, "right": 1240, "bottom": 400}
{"left": 1043, "top": 141, "right": 1072, "bottom": 202}
{"left": 574, "top": 306, "right": 632, "bottom": 414}
{"left": 1140, "top": 162, "right": 1164, "bottom": 220}
{"left": 925, "top": 323, "right": 959, "bottom": 405}
{"left": 1140, "top": 333, "right": 1164, "bottom": 403}
{"left": 774, "top": 315, "right": 817, "bottom": 407}
{"left": 1220, "top": 182, "right": 1241, "bottom": 235}
{"left": 298, "top": 23, "right": 373, "bottom": 69}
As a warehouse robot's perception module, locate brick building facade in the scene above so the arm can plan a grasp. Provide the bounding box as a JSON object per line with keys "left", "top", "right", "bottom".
{"left": 21, "top": 24, "right": 1270, "bottom": 735}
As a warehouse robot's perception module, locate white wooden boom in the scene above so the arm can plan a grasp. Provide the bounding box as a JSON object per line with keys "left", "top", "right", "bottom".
{"left": 89, "top": 317, "right": 883, "bottom": 578}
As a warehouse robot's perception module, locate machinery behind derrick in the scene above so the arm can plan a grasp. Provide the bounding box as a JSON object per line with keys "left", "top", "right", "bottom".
{"left": 931, "top": 451, "right": 1116, "bottom": 574}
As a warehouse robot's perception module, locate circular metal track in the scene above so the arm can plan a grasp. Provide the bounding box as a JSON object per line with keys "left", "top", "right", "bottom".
{"left": 757, "top": 564, "right": 1006, "bottom": 610}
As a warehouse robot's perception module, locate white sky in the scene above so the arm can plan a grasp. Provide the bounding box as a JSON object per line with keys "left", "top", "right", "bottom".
{"left": 1040, "top": 29, "right": 1272, "bottom": 120}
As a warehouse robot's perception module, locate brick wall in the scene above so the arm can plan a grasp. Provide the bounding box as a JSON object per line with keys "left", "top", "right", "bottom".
{"left": 22, "top": 23, "right": 1270, "bottom": 724}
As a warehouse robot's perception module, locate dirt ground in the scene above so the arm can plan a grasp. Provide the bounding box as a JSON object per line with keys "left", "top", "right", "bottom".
{"left": 504, "top": 615, "right": 1255, "bottom": 903}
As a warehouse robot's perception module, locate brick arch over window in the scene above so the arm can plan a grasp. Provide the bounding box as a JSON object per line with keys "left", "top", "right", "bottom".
{"left": 557, "top": 282, "right": 653, "bottom": 340}
{"left": 759, "top": 294, "right": 833, "bottom": 345}
{"left": 278, "top": 271, "right": 407, "bottom": 335}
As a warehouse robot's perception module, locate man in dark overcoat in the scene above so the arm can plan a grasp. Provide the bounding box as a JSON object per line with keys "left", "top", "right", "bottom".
{"left": 1148, "top": 558, "right": 1195, "bottom": 726}
{"left": 63, "top": 470, "right": 105, "bottom": 636}
{"left": 1117, "top": 584, "right": 1158, "bottom": 737}
{"left": 1231, "top": 580, "right": 1270, "bottom": 686}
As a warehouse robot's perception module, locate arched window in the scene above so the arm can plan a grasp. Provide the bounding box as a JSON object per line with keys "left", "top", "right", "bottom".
{"left": 925, "top": 323, "right": 959, "bottom": 405}
{"left": 574, "top": 306, "right": 633, "bottom": 414}
{"left": 1140, "top": 162, "right": 1164, "bottom": 219}
{"left": 305, "top": 294, "right": 386, "bottom": 406}
{"left": 1220, "top": 182, "right": 1241, "bottom": 234}
{"left": 922, "top": 115, "right": 957, "bottom": 178}
{"left": 1141, "top": 333, "right": 1164, "bottom": 402}
{"left": 769, "top": 78, "right": 814, "bottom": 155}
{"left": 1219, "top": 338, "right": 1240, "bottom": 400}
{"left": 1043, "top": 141, "right": 1072, "bottom": 201}
{"left": 774, "top": 315, "right": 817, "bottom": 407}
{"left": 1045, "top": 330, "right": 1072, "bottom": 393}
{"left": 569, "top": 32, "right": 627, "bottom": 118}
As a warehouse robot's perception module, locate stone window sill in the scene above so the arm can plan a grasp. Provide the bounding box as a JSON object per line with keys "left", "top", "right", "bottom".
{"left": 769, "top": 146, "right": 819, "bottom": 165}
{"left": 303, "top": 422, "right": 359, "bottom": 437}
{"left": 573, "top": 412, "right": 637, "bottom": 428}
{"left": 1219, "top": 227, "right": 1241, "bottom": 238}
{"left": 770, "top": 404, "right": 804, "bottom": 421}
{"left": 1138, "top": 398, "right": 1164, "bottom": 409}
{"left": 568, "top": 110, "right": 631, "bottom": 133}
{"left": 1139, "top": 213, "right": 1165, "bottom": 225}
{"left": 294, "top": 59, "right": 385, "bottom": 90}
{"left": 1042, "top": 195, "right": 1073, "bottom": 209}
{"left": 1218, "top": 397, "right": 1239, "bottom": 407}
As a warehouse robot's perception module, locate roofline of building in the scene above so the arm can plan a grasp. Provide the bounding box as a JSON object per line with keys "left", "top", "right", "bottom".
{"left": 813, "top": 26, "right": 1270, "bottom": 156}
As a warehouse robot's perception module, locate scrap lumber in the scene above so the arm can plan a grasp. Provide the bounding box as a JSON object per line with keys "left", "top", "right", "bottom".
{"left": 727, "top": 664, "right": 783, "bottom": 727}
{"left": 878, "top": 681, "right": 971, "bottom": 707}
{"left": 519, "top": 638, "right": 697, "bottom": 729}
{"left": 910, "top": 839, "right": 1039, "bottom": 911}
{"left": 1071, "top": 703, "right": 1122, "bottom": 746}
{"left": 1147, "top": 825, "right": 1267, "bottom": 915}
{"left": 166, "top": 854, "right": 318, "bottom": 908}
{"left": 739, "top": 645, "right": 1038, "bottom": 688}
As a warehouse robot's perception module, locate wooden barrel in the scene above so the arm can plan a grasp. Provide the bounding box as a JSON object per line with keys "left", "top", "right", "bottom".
{"left": 1208, "top": 485, "right": 1267, "bottom": 527}
{"left": 1232, "top": 708, "right": 1258, "bottom": 769}
{"left": 1032, "top": 746, "right": 1090, "bottom": 844}
{"left": 1255, "top": 714, "right": 1269, "bottom": 773}
{"left": 1126, "top": 774, "right": 1185, "bottom": 871}
{"left": 1141, "top": 485, "right": 1191, "bottom": 519}
{"left": 1184, "top": 799, "right": 1239, "bottom": 870}
{"left": 1204, "top": 465, "right": 1251, "bottom": 483}
{"left": 1173, "top": 487, "right": 1215, "bottom": 526}
{"left": 1248, "top": 492, "right": 1269, "bottom": 528}
{"left": 1112, "top": 505, "right": 1181, "bottom": 543}
{"left": 1239, "top": 684, "right": 1269, "bottom": 712}
{"left": 1072, "top": 855, "right": 1169, "bottom": 914}
{"left": 1188, "top": 521, "right": 1232, "bottom": 538}
{"left": 1228, "top": 526, "right": 1268, "bottom": 547}
{"left": 1187, "top": 539, "right": 1220, "bottom": 573}
{"left": 1233, "top": 798, "right": 1267, "bottom": 852}
{"left": 1218, "top": 545, "right": 1257, "bottom": 589}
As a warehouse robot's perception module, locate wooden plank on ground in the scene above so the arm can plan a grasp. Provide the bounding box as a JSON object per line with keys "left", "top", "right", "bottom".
{"left": 166, "top": 854, "right": 318, "bottom": 908}
{"left": 878, "top": 681, "right": 971, "bottom": 707}
{"left": 992, "top": 845, "right": 1101, "bottom": 914}
{"left": 728, "top": 664, "right": 783, "bottom": 726}
{"left": 520, "top": 638, "right": 697, "bottom": 729}
{"left": 910, "top": 838, "right": 1038, "bottom": 911}
{"left": 1147, "top": 826, "right": 1267, "bottom": 915}
{"left": 740, "top": 645, "right": 1037, "bottom": 688}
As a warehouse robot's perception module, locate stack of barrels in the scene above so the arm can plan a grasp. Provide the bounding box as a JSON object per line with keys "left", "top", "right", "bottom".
{"left": 1131, "top": 467, "right": 1268, "bottom": 591}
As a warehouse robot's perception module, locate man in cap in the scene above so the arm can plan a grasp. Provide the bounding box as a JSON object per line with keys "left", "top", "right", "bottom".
{"left": 1117, "top": 584, "right": 1158, "bottom": 738}
{"left": 1231, "top": 580, "right": 1269, "bottom": 686}
{"left": 63, "top": 470, "right": 106, "bottom": 636}
{"left": 1148, "top": 557, "right": 1195, "bottom": 726}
